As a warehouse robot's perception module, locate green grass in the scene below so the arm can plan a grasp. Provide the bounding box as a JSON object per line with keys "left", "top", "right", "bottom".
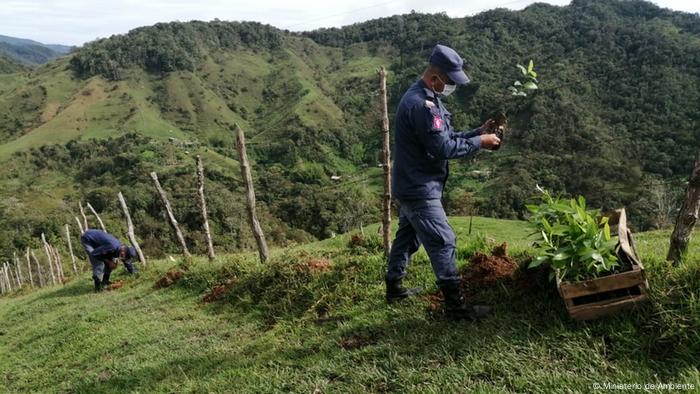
{"left": 1, "top": 217, "right": 698, "bottom": 393}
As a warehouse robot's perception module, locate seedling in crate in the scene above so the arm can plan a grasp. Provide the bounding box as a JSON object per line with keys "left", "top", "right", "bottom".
{"left": 526, "top": 186, "right": 621, "bottom": 282}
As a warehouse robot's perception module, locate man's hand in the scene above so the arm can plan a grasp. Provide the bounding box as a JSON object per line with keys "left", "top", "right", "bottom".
{"left": 106, "top": 259, "right": 118, "bottom": 269}
{"left": 478, "top": 118, "right": 496, "bottom": 134}
{"left": 480, "top": 134, "right": 501, "bottom": 150}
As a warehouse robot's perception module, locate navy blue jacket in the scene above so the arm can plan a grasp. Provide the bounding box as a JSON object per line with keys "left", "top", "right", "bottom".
{"left": 392, "top": 79, "right": 481, "bottom": 200}
{"left": 81, "top": 229, "right": 122, "bottom": 261}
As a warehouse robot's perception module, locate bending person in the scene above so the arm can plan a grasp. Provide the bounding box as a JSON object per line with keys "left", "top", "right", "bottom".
{"left": 80, "top": 229, "right": 138, "bottom": 292}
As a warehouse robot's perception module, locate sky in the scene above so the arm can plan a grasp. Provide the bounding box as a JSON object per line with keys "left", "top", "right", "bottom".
{"left": 1, "top": 0, "right": 699, "bottom": 46}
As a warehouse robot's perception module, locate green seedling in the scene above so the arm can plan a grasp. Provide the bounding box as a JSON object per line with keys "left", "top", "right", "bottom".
{"left": 509, "top": 59, "right": 538, "bottom": 97}
{"left": 526, "top": 186, "right": 619, "bottom": 282}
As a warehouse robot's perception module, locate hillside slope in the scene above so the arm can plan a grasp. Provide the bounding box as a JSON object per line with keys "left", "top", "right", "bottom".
{"left": 0, "top": 34, "right": 71, "bottom": 64}
{"left": 0, "top": 217, "right": 698, "bottom": 392}
{"left": 0, "top": 55, "right": 26, "bottom": 74}
{"left": 0, "top": 0, "right": 699, "bottom": 261}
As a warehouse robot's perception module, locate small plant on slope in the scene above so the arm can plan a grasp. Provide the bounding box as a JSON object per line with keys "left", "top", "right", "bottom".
{"left": 527, "top": 186, "right": 620, "bottom": 282}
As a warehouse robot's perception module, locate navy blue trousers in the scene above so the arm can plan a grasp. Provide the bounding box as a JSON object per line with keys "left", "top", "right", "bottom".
{"left": 385, "top": 199, "right": 459, "bottom": 287}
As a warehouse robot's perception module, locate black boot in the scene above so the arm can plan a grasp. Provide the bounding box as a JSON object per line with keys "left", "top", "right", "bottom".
{"left": 386, "top": 279, "right": 422, "bottom": 303}
{"left": 93, "top": 276, "right": 104, "bottom": 292}
{"left": 102, "top": 269, "right": 112, "bottom": 287}
{"left": 440, "top": 282, "right": 491, "bottom": 320}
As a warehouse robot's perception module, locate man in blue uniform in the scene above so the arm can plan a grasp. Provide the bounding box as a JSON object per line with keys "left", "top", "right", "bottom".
{"left": 385, "top": 44, "right": 501, "bottom": 320}
{"left": 80, "top": 229, "right": 138, "bottom": 292}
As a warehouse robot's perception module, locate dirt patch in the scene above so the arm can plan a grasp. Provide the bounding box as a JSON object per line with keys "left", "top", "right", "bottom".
{"left": 424, "top": 292, "right": 444, "bottom": 312}
{"left": 349, "top": 233, "right": 364, "bottom": 247}
{"left": 106, "top": 280, "right": 124, "bottom": 291}
{"left": 425, "top": 242, "right": 519, "bottom": 311}
{"left": 294, "top": 258, "right": 332, "bottom": 274}
{"left": 307, "top": 258, "right": 332, "bottom": 273}
{"left": 201, "top": 279, "right": 236, "bottom": 303}
{"left": 339, "top": 334, "right": 376, "bottom": 350}
{"left": 154, "top": 268, "right": 185, "bottom": 289}
{"left": 461, "top": 242, "right": 518, "bottom": 289}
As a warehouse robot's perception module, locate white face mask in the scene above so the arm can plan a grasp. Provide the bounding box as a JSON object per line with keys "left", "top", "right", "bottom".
{"left": 441, "top": 84, "right": 457, "bottom": 97}
{"left": 435, "top": 75, "right": 457, "bottom": 97}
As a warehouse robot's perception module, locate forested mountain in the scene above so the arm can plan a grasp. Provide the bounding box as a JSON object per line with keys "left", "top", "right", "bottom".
{"left": 0, "top": 35, "right": 72, "bottom": 65}
{"left": 0, "top": 0, "right": 698, "bottom": 260}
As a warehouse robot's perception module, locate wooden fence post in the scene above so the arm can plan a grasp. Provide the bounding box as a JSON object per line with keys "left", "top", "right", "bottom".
{"left": 65, "top": 224, "right": 78, "bottom": 273}
{"left": 0, "top": 265, "right": 5, "bottom": 294}
{"left": 12, "top": 262, "right": 21, "bottom": 287}
{"left": 3, "top": 263, "right": 11, "bottom": 292}
{"left": 50, "top": 245, "right": 64, "bottom": 283}
{"left": 149, "top": 173, "right": 191, "bottom": 257}
{"left": 25, "top": 248, "right": 34, "bottom": 288}
{"left": 118, "top": 192, "right": 147, "bottom": 265}
{"left": 41, "top": 233, "right": 56, "bottom": 285}
{"left": 668, "top": 155, "right": 700, "bottom": 264}
{"left": 378, "top": 67, "right": 392, "bottom": 256}
{"left": 196, "top": 155, "right": 216, "bottom": 261}
{"left": 75, "top": 216, "right": 85, "bottom": 235}
{"left": 234, "top": 124, "right": 269, "bottom": 263}
{"left": 86, "top": 202, "right": 106, "bottom": 232}
{"left": 79, "top": 201, "right": 89, "bottom": 231}
{"left": 14, "top": 252, "right": 23, "bottom": 285}
{"left": 31, "top": 250, "right": 44, "bottom": 287}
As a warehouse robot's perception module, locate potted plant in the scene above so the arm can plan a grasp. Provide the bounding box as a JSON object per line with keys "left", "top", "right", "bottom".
{"left": 527, "top": 186, "right": 649, "bottom": 320}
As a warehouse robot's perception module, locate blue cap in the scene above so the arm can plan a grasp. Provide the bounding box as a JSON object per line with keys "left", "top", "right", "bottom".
{"left": 127, "top": 246, "right": 137, "bottom": 261}
{"left": 428, "top": 44, "right": 470, "bottom": 85}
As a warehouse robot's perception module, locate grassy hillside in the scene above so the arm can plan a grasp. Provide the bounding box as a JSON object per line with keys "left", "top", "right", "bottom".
{"left": 0, "top": 55, "right": 26, "bottom": 74}
{"left": 1, "top": 217, "right": 698, "bottom": 393}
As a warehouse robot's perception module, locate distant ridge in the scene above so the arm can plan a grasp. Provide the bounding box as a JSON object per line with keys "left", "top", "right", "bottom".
{"left": 0, "top": 34, "right": 73, "bottom": 64}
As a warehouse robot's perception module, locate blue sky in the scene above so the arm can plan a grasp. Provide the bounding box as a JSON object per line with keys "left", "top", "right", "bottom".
{"left": 1, "top": 0, "right": 698, "bottom": 46}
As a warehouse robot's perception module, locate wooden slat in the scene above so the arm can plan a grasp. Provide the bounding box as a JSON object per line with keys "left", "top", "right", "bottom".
{"left": 568, "top": 294, "right": 647, "bottom": 320}
{"left": 559, "top": 265, "right": 644, "bottom": 299}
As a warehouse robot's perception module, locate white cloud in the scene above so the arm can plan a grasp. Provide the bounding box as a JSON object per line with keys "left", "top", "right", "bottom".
{"left": 0, "top": 0, "right": 697, "bottom": 46}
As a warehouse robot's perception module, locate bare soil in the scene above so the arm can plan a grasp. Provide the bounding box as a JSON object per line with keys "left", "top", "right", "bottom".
{"left": 339, "top": 334, "right": 377, "bottom": 350}
{"left": 461, "top": 242, "right": 518, "bottom": 289}
{"left": 294, "top": 258, "right": 332, "bottom": 274}
{"left": 106, "top": 280, "right": 124, "bottom": 291}
{"left": 154, "top": 268, "right": 185, "bottom": 289}
{"left": 201, "top": 279, "right": 236, "bottom": 303}
{"left": 425, "top": 242, "right": 519, "bottom": 310}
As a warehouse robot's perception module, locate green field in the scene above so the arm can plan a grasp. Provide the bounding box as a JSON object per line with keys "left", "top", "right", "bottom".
{"left": 1, "top": 217, "right": 698, "bottom": 393}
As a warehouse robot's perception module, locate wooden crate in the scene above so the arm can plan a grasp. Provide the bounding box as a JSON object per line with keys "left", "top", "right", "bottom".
{"left": 557, "top": 208, "right": 649, "bottom": 321}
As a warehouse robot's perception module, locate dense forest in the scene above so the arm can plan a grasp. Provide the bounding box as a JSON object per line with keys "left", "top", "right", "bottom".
{"left": 0, "top": 0, "right": 698, "bottom": 260}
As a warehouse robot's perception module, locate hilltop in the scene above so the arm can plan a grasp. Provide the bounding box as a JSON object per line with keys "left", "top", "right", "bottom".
{"left": 0, "top": 0, "right": 699, "bottom": 261}
{"left": 0, "top": 217, "right": 698, "bottom": 392}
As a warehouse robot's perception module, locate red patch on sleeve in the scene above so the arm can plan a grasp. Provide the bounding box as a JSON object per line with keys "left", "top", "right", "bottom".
{"left": 432, "top": 115, "right": 443, "bottom": 131}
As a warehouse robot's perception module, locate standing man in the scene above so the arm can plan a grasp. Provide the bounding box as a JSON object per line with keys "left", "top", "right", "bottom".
{"left": 385, "top": 44, "right": 501, "bottom": 320}
{"left": 80, "top": 229, "right": 138, "bottom": 292}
